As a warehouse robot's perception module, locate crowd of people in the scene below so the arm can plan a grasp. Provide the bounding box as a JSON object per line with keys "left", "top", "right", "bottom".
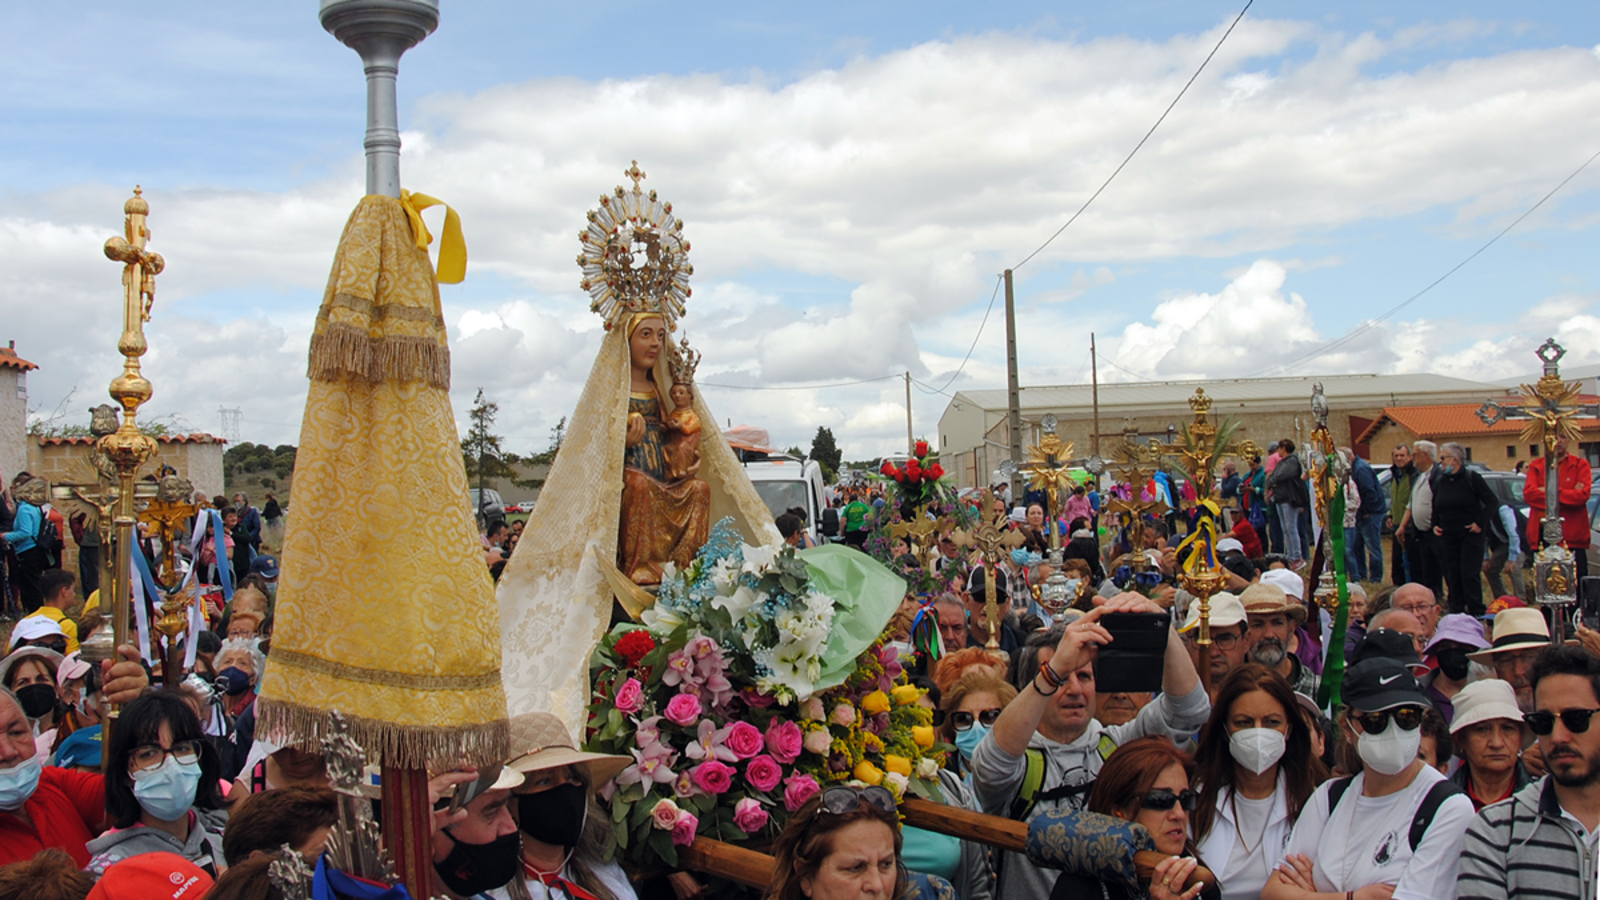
{"left": 0, "top": 430, "right": 1596, "bottom": 899}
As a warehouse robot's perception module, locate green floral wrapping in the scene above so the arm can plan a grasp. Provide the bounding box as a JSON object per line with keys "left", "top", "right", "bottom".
{"left": 1027, "top": 808, "right": 1155, "bottom": 890}
{"left": 1317, "top": 465, "right": 1351, "bottom": 710}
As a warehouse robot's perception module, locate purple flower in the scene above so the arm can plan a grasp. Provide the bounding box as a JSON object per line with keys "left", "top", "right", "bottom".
{"left": 616, "top": 743, "right": 677, "bottom": 787}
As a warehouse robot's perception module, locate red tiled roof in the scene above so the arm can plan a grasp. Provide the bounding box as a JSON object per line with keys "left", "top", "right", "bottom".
{"left": 0, "top": 343, "right": 37, "bottom": 372}
{"left": 1356, "top": 399, "right": 1600, "bottom": 445}
{"left": 35, "top": 433, "right": 226, "bottom": 446}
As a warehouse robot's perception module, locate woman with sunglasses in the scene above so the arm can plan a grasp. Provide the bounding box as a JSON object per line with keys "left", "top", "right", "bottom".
{"left": 940, "top": 669, "right": 1016, "bottom": 775}
{"left": 1264, "top": 658, "right": 1473, "bottom": 900}
{"left": 766, "top": 785, "right": 912, "bottom": 900}
{"left": 1049, "top": 736, "right": 1217, "bottom": 900}
{"left": 85, "top": 690, "right": 230, "bottom": 877}
{"left": 1190, "top": 665, "right": 1326, "bottom": 900}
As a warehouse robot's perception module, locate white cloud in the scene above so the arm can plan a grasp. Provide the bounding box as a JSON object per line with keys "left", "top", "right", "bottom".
{"left": 5, "top": 19, "right": 1600, "bottom": 457}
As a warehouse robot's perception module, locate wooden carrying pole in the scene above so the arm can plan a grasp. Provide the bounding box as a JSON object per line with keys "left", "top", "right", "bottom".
{"left": 680, "top": 799, "right": 1216, "bottom": 892}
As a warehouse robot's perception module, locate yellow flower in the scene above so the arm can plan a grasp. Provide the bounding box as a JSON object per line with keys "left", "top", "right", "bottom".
{"left": 891, "top": 684, "right": 923, "bottom": 707}
{"left": 862, "top": 732, "right": 885, "bottom": 754}
{"left": 853, "top": 761, "right": 885, "bottom": 785}
{"left": 861, "top": 691, "right": 891, "bottom": 715}
{"left": 911, "top": 726, "right": 935, "bottom": 749}
{"left": 883, "top": 754, "right": 913, "bottom": 777}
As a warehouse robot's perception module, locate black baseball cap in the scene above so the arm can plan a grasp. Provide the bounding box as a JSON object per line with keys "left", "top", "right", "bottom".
{"left": 1349, "top": 628, "right": 1427, "bottom": 672}
{"left": 1342, "top": 657, "right": 1428, "bottom": 712}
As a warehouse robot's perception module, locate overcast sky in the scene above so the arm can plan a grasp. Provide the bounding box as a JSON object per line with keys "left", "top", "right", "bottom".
{"left": 4, "top": 2, "right": 1599, "bottom": 459}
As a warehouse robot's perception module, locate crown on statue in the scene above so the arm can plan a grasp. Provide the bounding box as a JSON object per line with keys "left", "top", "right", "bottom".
{"left": 669, "top": 334, "right": 701, "bottom": 385}
{"left": 1187, "top": 387, "right": 1213, "bottom": 416}
{"left": 577, "top": 160, "right": 694, "bottom": 332}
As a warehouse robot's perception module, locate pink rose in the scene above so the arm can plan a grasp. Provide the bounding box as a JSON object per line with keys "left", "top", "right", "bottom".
{"left": 803, "top": 728, "right": 833, "bottom": 755}
{"left": 765, "top": 718, "right": 803, "bottom": 764}
{"left": 650, "top": 798, "right": 682, "bottom": 830}
{"left": 665, "top": 693, "right": 702, "bottom": 727}
{"left": 724, "top": 721, "right": 764, "bottom": 760}
{"left": 800, "top": 697, "right": 826, "bottom": 722}
{"left": 691, "top": 759, "right": 735, "bottom": 794}
{"left": 745, "top": 754, "right": 783, "bottom": 793}
{"left": 830, "top": 704, "right": 856, "bottom": 727}
{"left": 783, "top": 772, "right": 821, "bottom": 813}
{"left": 614, "top": 677, "right": 645, "bottom": 714}
{"left": 732, "top": 797, "right": 769, "bottom": 834}
{"left": 741, "top": 688, "right": 777, "bottom": 708}
{"left": 670, "top": 810, "right": 700, "bottom": 846}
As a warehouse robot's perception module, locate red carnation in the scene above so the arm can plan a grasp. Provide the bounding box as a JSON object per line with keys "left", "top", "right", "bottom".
{"left": 914, "top": 440, "right": 929, "bottom": 458}
{"left": 929, "top": 463, "right": 945, "bottom": 480}
{"left": 615, "top": 630, "right": 657, "bottom": 668}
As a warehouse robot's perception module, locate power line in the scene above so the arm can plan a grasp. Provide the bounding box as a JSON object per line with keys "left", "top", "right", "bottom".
{"left": 925, "top": 273, "right": 1005, "bottom": 394}
{"left": 1250, "top": 144, "right": 1600, "bottom": 377}
{"left": 1010, "top": 0, "right": 1254, "bottom": 273}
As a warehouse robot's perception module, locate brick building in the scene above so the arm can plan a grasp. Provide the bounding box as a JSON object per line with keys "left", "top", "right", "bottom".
{"left": 1357, "top": 401, "right": 1600, "bottom": 471}
{"left": 0, "top": 342, "right": 36, "bottom": 482}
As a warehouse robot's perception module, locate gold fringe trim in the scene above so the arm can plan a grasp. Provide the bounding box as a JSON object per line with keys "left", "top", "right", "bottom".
{"left": 308, "top": 325, "right": 451, "bottom": 391}
{"left": 328, "top": 292, "right": 443, "bottom": 324}
{"left": 270, "top": 647, "right": 503, "bottom": 691}
{"left": 257, "top": 697, "right": 510, "bottom": 770}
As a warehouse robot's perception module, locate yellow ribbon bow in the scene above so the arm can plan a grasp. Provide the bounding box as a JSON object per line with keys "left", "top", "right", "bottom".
{"left": 1176, "top": 499, "right": 1223, "bottom": 576}
{"left": 399, "top": 189, "right": 467, "bottom": 284}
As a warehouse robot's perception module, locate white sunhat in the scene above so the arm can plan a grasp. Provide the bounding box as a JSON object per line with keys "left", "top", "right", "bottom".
{"left": 1448, "top": 678, "right": 1524, "bottom": 735}
{"left": 1179, "top": 591, "right": 1247, "bottom": 632}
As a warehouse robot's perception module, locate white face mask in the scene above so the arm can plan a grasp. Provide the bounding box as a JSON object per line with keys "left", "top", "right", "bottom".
{"left": 1357, "top": 721, "right": 1421, "bottom": 775}
{"left": 1227, "top": 727, "right": 1287, "bottom": 776}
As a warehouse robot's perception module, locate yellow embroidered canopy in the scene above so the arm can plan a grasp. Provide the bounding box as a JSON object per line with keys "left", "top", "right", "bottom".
{"left": 258, "top": 195, "right": 508, "bottom": 768}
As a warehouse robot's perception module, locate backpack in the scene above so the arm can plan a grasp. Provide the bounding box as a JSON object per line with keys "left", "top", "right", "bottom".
{"left": 1324, "top": 776, "right": 1461, "bottom": 852}
{"left": 1008, "top": 736, "right": 1120, "bottom": 821}
{"left": 34, "top": 509, "right": 63, "bottom": 566}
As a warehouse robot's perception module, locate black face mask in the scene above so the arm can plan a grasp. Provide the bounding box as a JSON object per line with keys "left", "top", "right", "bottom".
{"left": 216, "top": 667, "right": 252, "bottom": 697}
{"left": 436, "top": 829, "right": 521, "bottom": 896}
{"left": 15, "top": 683, "right": 57, "bottom": 719}
{"left": 1435, "top": 647, "right": 1471, "bottom": 682}
{"left": 518, "top": 783, "right": 588, "bottom": 848}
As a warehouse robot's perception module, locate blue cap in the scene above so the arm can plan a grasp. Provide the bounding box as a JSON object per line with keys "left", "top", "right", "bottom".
{"left": 250, "top": 555, "right": 279, "bottom": 579}
{"left": 53, "top": 725, "right": 103, "bottom": 769}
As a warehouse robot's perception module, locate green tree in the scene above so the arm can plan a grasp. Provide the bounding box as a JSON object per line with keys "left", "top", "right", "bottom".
{"left": 810, "top": 426, "right": 842, "bottom": 478}
{"left": 461, "top": 390, "right": 543, "bottom": 500}
{"left": 529, "top": 416, "right": 566, "bottom": 466}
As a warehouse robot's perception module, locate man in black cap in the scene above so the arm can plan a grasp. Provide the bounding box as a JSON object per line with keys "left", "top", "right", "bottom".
{"left": 963, "top": 567, "right": 1021, "bottom": 655}
{"left": 1266, "top": 657, "right": 1474, "bottom": 900}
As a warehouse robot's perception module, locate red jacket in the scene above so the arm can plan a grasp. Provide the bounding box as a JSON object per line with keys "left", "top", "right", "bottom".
{"left": 1524, "top": 454, "right": 1593, "bottom": 550}
{"left": 0, "top": 766, "right": 106, "bottom": 868}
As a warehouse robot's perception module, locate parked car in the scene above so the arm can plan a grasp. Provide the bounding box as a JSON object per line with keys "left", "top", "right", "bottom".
{"left": 468, "top": 488, "right": 505, "bottom": 523}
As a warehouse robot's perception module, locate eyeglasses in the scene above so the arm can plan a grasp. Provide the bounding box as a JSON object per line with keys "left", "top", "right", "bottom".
{"left": 130, "top": 740, "right": 201, "bottom": 772}
{"left": 1210, "top": 633, "right": 1241, "bottom": 650}
{"left": 1525, "top": 707, "right": 1600, "bottom": 736}
{"left": 33, "top": 639, "right": 68, "bottom": 655}
{"left": 950, "top": 708, "right": 1002, "bottom": 731}
{"left": 1354, "top": 706, "right": 1425, "bottom": 735}
{"left": 819, "top": 785, "right": 897, "bottom": 817}
{"left": 1139, "top": 789, "right": 1198, "bottom": 812}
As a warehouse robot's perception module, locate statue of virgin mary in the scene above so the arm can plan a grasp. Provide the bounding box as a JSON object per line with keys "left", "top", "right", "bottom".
{"left": 497, "top": 163, "right": 781, "bottom": 731}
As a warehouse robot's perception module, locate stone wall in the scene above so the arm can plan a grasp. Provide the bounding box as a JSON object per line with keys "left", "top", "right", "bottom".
{"left": 0, "top": 369, "right": 25, "bottom": 483}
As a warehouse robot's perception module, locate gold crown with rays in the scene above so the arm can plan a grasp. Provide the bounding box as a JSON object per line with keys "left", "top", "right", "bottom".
{"left": 669, "top": 334, "right": 702, "bottom": 385}
{"left": 576, "top": 160, "right": 694, "bottom": 332}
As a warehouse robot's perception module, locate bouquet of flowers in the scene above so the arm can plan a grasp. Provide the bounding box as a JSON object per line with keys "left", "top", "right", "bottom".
{"left": 879, "top": 439, "right": 947, "bottom": 514}
{"left": 587, "top": 519, "right": 947, "bottom": 867}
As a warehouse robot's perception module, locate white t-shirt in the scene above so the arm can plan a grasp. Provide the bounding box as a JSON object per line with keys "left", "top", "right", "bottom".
{"left": 1278, "top": 766, "right": 1474, "bottom": 900}
{"left": 1221, "top": 792, "right": 1278, "bottom": 900}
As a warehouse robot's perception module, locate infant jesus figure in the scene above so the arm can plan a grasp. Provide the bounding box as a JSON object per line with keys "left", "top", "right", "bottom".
{"left": 663, "top": 336, "right": 703, "bottom": 483}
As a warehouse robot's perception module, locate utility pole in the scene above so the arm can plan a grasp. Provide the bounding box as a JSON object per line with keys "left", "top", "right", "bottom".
{"left": 1090, "top": 332, "right": 1102, "bottom": 462}
{"left": 905, "top": 371, "right": 914, "bottom": 454}
{"left": 1004, "top": 269, "right": 1023, "bottom": 503}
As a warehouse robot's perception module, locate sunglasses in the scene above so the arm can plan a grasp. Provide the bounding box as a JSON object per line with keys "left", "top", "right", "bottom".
{"left": 1354, "top": 706, "right": 1425, "bottom": 735}
{"left": 819, "top": 785, "right": 897, "bottom": 817}
{"left": 1526, "top": 707, "right": 1600, "bottom": 736}
{"left": 1140, "top": 789, "right": 1198, "bottom": 812}
{"left": 950, "top": 708, "right": 1002, "bottom": 732}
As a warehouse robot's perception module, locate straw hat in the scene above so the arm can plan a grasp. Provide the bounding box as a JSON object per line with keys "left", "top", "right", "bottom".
{"left": 1468, "top": 608, "right": 1551, "bottom": 664}
{"left": 1239, "top": 582, "right": 1306, "bottom": 625}
{"left": 504, "top": 711, "right": 630, "bottom": 785}
{"left": 1448, "top": 679, "right": 1523, "bottom": 735}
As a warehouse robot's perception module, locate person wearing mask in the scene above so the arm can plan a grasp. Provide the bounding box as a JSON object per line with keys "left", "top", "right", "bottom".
{"left": 1266, "top": 440, "right": 1308, "bottom": 565}
{"left": 213, "top": 637, "right": 265, "bottom": 781}
{"left": 1264, "top": 658, "right": 1473, "bottom": 900}
{"left": 85, "top": 690, "right": 230, "bottom": 877}
{"left": 1428, "top": 443, "right": 1497, "bottom": 617}
{"left": 1191, "top": 665, "right": 1328, "bottom": 900}
{"left": 1445, "top": 679, "right": 1529, "bottom": 811}
{"left": 1397, "top": 441, "right": 1443, "bottom": 599}
{"left": 941, "top": 669, "right": 1017, "bottom": 777}
{"left": 1048, "top": 736, "right": 1219, "bottom": 900}
{"left": 765, "top": 785, "right": 911, "bottom": 900}
{"left": 1386, "top": 444, "right": 1416, "bottom": 585}
{"left": 51, "top": 653, "right": 101, "bottom": 758}
{"left": 486, "top": 711, "right": 635, "bottom": 900}
{"left": 1458, "top": 646, "right": 1600, "bottom": 899}
{"left": 429, "top": 762, "right": 528, "bottom": 899}
{"left": 1521, "top": 436, "right": 1594, "bottom": 581}
{"left": 1419, "top": 613, "right": 1489, "bottom": 725}
{"left": 0, "top": 645, "right": 68, "bottom": 752}
{"left": 971, "top": 597, "right": 1210, "bottom": 900}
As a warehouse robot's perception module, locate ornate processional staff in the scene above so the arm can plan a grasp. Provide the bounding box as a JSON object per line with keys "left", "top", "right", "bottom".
{"left": 1478, "top": 338, "right": 1600, "bottom": 643}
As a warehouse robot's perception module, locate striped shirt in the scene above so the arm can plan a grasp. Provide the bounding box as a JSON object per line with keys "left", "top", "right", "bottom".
{"left": 1458, "top": 776, "right": 1598, "bottom": 900}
